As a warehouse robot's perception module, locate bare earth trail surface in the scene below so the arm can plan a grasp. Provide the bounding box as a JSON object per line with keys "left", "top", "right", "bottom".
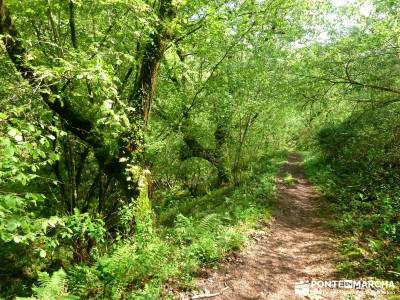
{"left": 181, "top": 153, "right": 380, "bottom": 300}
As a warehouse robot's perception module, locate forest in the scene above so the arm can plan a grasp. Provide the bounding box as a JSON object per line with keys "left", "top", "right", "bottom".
{"left": 0, "top": 0, "right": 399, "bottom": 299}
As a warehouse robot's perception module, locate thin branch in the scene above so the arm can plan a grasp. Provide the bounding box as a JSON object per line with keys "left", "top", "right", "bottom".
{"left": 46, "top": 0, "right": 59, "bottom": 45}
{"left": 191, "top": 287, "right": 230, "bottom": 299}
{"left": 182, "top": 22, "right": 257, "bottom": 118}
{"left": 344, "top": 61, "right": 400, "bottom": 95}
{"left": 118, "top": 66, "right": 134, "bottom": 94}
{"left": 172, "top": 23, "right": 204, "bottom": 45}
{"left": 301, "top": 73, "right": 400, "bottom": 96}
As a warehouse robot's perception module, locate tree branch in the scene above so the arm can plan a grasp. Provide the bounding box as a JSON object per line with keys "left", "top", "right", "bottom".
{"left": 304, "top": 70, "right": 400, "bottom": 96}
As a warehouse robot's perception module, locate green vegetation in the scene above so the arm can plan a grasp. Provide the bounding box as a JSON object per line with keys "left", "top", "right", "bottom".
{"left": 304, "top": 112, "right": 400, "bottom": 279}
{"left": 282, "top": 173, "right": 296, "bottom": 186}
{"left": 299, "top": 0, "right": 400, "bottom": 279}
{"left": 0, "top": 0, "right": 399, "bottom": 298}
{"left": 2, "top": 150, "right": 285, "bottom": 299}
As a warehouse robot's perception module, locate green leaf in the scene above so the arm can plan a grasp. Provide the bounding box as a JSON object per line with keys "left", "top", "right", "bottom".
{"left": 13, "top": 235, "right": 23, "bottom": 243}
{"left": 4, "top": 195, "right": 18, "bottom": 209}
{"left": 8, "top": 128, "right": 17, "bottom": 137}
{"left": 49, "top": 153, "right": 60, "bottom": 161}
{"left": 37, "top": 149, "right": 46, "bottom": 159}
{"left": 3, "top": 144, "right": 15, "bottom": 157}
{"left": 6, "top": 219, "right": 20, "bottom": 232}
{"left": 39, "top": 249, "right": 47, "bottom": 258}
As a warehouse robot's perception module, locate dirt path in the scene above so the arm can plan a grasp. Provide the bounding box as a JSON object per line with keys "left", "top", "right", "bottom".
{"left": 182, "top": 153, "right": 379, "bottom": 300}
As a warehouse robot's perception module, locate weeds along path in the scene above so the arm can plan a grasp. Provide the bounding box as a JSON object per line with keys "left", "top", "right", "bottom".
{"left": 181, "top": 153, "right": 376, "bottom": 300}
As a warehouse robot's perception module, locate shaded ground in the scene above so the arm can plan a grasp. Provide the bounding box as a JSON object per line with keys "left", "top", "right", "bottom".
{"left": 179, "top": 153, "right": 387, "bottom": 300}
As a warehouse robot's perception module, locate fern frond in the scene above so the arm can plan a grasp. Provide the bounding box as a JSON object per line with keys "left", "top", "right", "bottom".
{"left": 31, "top": 269, "right": 78, "bottom": 300}
{"left": 199, "top": 213, "right": 221, "bottom": 232}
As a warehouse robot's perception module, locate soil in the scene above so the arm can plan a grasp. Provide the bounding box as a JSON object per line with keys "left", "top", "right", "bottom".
{"left": 178, "top": 153, "right": 388, "bottom": 300}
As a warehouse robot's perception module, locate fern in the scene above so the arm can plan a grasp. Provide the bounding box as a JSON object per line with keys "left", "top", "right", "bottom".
{"left": 198, "top": 213, "right": 221, "bottom": 233}
{"left": 29, "top": 269, "right": 78, "bottom": 300}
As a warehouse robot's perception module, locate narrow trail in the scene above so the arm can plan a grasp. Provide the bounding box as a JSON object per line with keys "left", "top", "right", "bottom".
{"left": 183, "top": 153, "right": 377, "bottom": 300}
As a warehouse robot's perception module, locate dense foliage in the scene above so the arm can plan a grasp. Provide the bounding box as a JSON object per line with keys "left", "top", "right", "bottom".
{"left": 300, "top": 0, "right": 400, "bottom": 281}
{"left": 0, "top": 0, "right": 399, "bottom": 298}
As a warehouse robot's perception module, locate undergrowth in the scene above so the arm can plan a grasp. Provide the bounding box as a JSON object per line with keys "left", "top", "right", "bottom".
{"left": 25, "top": 151, "right": 287, "bottom": 299}
{"left": 303, "top": 151, "right": 400, "bottom": 282}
